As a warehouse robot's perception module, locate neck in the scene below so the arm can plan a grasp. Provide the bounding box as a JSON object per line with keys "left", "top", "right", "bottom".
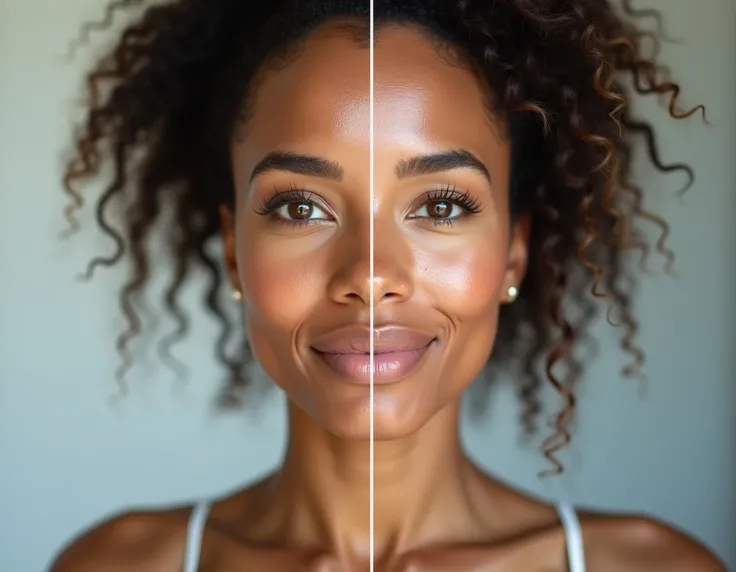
{"left": 263, "top": 400, "right": 483, "bottom": 564}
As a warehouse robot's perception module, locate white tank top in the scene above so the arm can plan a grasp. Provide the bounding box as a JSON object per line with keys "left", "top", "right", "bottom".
{"left": 183, "top": 501, "right": 586, "bottom": 572}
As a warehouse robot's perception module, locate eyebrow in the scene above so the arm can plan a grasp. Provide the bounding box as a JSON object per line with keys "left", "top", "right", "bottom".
{"left": 396, "top": 149, "right": 491, "bottom": 183}
{"left": 249, "top": 151, "right": 344, "bottom": 183}
{"left": 249, "top": 149, "right": 489, "bottom": 185}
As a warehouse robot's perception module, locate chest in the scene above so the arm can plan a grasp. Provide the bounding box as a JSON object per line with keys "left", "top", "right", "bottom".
{"left": 197, "top": 530, "right": 580, "bottom": 572}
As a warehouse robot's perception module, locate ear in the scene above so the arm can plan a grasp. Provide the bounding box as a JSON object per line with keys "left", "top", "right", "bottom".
{"left": 503, "top": 212, "right": 531, "bottom": 298}
{"left": 219, "top": 204, "right": 242, "bottom": 294}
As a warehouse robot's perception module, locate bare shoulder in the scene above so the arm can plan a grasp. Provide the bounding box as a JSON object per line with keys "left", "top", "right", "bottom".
{"left": 50, "top": 506, "right": 191, "bottom": 572}
{"left": 582, "top": 511, "right": 727, "bottom": 572}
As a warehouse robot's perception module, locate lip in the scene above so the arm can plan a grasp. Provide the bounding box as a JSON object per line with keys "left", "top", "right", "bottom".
{"left": 310, "top": 325, "right": 436, "bottom": 384}
{"left": 311, "top": 325, "right": 435, "bottom": 354}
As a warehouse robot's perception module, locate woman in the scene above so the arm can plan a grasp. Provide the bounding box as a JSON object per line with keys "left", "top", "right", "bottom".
{"left": 51, "top": 0, "right": 725, "bottom": 570}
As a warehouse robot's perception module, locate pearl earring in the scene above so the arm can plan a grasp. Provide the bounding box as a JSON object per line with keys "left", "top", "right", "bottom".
{"left": 505, "top": 285, "right": 518, "bottom": 304}
{"left": 232, "top": 289, "right": 242, "bottom": 301}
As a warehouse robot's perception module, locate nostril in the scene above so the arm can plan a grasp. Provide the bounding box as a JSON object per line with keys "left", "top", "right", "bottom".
{"left": 379, "top": 291, "right": 403, "bottom": 302}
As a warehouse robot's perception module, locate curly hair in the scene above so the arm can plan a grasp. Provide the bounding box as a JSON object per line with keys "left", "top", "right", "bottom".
{"left": 62, "top": 0, "right": 704, "bottom": 474}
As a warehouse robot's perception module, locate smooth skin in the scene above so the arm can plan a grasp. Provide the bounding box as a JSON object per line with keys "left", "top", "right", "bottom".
{"left": 51, "top": 23, "right": 725, "bottom": 572}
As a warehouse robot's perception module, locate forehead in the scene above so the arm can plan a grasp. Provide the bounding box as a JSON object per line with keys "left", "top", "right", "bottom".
{"left": 238, "top": 23, "right": 505, "bottom": 173}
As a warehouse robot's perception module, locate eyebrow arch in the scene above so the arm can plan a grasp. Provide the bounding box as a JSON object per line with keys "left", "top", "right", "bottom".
{"left": 396, "top": 149, "right": 491, "bottom": 183}
{"left": 249, "top": 151, "right": 344, "bottom": 183}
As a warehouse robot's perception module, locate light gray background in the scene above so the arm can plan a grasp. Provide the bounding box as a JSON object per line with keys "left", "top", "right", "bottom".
{"left": 1, "top": 0, "right": 734, "bottom": 570}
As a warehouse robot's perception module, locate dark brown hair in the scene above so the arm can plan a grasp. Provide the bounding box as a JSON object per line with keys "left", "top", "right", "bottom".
{"left": 62, "top": 0, "right": 704, "bottom": 473}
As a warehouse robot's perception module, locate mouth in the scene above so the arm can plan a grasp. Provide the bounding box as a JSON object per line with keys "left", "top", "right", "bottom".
{"left": 310, "top": 325, "right": 437, "bottom": 385}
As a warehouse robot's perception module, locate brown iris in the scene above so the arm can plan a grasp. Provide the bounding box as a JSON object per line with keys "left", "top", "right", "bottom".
{"left": 427, "top": 200, "right": 451, "bottom": 218}
{"left": 287, "top": 202, "right": 313, "bottom": 219}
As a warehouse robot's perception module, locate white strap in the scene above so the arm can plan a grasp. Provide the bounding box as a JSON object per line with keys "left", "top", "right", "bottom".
{"left": 184, "top": 502, "right": 211, "bottom": 572}
{"left": 556, "top": 502, "right": 586, "bottom": 572}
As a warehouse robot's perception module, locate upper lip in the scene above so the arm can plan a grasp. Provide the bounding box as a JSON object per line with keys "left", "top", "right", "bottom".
{"left": 310, "top": 325, "right": 436, "bottom": 354}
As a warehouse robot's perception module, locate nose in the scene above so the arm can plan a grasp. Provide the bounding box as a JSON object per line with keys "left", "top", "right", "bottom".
{"left": 326, "top": 237, "right": 413, "bottom": 307}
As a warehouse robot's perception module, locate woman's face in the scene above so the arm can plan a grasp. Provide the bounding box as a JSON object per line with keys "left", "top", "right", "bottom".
{"left": 223, "top": 22, "right": 528, "bottom": 439}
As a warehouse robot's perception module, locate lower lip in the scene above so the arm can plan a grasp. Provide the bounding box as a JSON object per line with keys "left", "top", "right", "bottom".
{"left": 313, "top": 343, "right": 433, "bottom": 385}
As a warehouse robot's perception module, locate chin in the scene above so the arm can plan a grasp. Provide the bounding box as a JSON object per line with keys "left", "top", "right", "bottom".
{"left": 372, "top": 383, "right": 448, "bottom": 439}
{"left": 352, "top": 399, "right": 438, "bottom": 441}
{"left": 307, "top": 395, "right": 435, "bottom": 441}
{"left": 371, "top": 406, "right": 436, "bottom": 440}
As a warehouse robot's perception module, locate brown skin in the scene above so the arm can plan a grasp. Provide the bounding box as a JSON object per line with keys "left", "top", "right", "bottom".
{"left": 51, "top": 23, "right": 725, "bottom": 572}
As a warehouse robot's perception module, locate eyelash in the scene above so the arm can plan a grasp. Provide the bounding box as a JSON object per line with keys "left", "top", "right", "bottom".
{"left": 254, "top": 184, "right": 483, "bottom": 227}
{"left": 414, "top": 186, "right": 483, "bottom": 226}
{"left": 254, "top": 186, "right": 332, "bottom": 227}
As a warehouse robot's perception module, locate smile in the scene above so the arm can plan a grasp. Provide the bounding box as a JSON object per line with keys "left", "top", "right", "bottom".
{"left": 310, "top": 325, "right": 437, "bottom": 385}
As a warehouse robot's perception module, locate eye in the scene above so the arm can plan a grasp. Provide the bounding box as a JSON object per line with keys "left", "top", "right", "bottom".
{"left": 275, "top": 200, "right": 330, "bottom": 222}
{"left": 412, "top": 199, "right": 466, "bottom": 220}
{"left": 407, "top": 187, "right": 483, "bottom": 224}
{"left": 255, "top": 188, "right": 335, "bottom": 226}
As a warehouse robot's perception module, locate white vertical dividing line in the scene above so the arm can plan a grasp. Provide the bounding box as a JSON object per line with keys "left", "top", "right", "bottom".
{"left": 368, "top": 0, "right": 375, "bottom": 570}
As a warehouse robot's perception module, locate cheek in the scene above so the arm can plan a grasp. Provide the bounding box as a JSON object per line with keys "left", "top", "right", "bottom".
{"left": 414, "top": 231, "right": 508, "bottom": 319}
{"left": 237, "top": 230, "right": 327, "bottom": 331}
